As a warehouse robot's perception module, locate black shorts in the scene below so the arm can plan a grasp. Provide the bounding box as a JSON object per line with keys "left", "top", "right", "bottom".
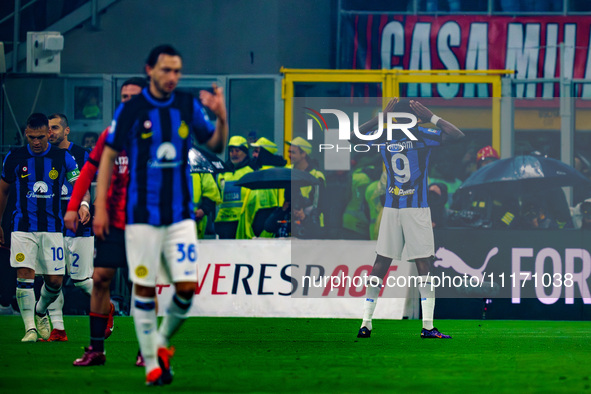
{"left": 94, "top": 227, "right": 127, "bottom": 269}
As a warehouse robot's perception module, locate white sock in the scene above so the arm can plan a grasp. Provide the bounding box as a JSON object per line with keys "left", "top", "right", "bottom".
{"left": 74, "top": 278, "right": 93, "bottom": 296}
{"left": 158, "top": 294, "right": 192, "bottom": 348}
{"left": 133, "top": 295, "right": 159, "bottom": 374}
{"left": 48, "top": 290, "right": 65, "bottom": 330}
{"left": 361, "top": 276, "right": 382, "bottom": 331}
{"left": 16, "top": 279, "right": 35, "bottom": 331}
{"left": 36, "top": 283, "right": 61, "bottom": 315}
{"left": 419, "top": 275, "right": 435, "bottom": 330}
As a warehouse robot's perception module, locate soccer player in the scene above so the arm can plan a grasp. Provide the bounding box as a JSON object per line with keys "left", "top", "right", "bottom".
{"left": 66, "top": 77, "right": 147, "bottom": 366}
{"left": 0, "top": 113, "right": 80, "bottom": 342}
{"left": 355, "top": 98, "right": 464, "bottom": 339}
{"left": 44, "top": 113, "right": 93, "bottom": 341}
{"left": 93, "top": 45, "right": 227, "bottom": 385}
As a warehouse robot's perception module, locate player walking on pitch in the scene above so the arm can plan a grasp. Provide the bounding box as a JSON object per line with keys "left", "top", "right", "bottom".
{"left": 66, "top": 78, "right": 147, "bottom": 366}
{"left": 355, "top": 98, "right": 464, "bottom": 339}
{"left": 93, "top": 45, "right": 227, "bottom": 385}
{"left": 0, "top": 113, "right": 80, "bottom": 342}
{"left": 45, "top": 113, "right": 93, "bottom": 341}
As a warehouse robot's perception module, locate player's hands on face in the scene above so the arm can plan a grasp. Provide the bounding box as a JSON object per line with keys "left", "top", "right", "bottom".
{"left": 78, "top": 205, "right": 91, "bottom": 225}
{"left": 409, "top": 100, "right": 433, "bottom": 122}
{"left": 200, "top": 83, "right": 227, "bottom": 119}
{"left": 92, "top": 206, "right": 110, "bottom": 241}
{"left": 64, "top": 210, "right": 79, "bottom": 232}
{"left": 384, "top": 98, "right": 399, "bottom": 113}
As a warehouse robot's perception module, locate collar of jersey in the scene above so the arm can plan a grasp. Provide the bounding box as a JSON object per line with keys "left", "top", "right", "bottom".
{"left": 143, "top": 89, "right": 175, "bottom": 107}
{"left": 28, "top": 144, "right": 51, "bottom": 157}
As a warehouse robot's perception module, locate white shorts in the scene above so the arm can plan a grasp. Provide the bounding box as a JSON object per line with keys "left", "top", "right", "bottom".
{"left": 64, "top": 236, "right": 94, "bottom": 281}
{"left": 10, "top": 231, "right": 66, "bottom": 275}
{"left": 375, "top": 207, "right": 434, "bottom": 261}
{"left": 125, "top": 219, "right": 199, "bottom": 287}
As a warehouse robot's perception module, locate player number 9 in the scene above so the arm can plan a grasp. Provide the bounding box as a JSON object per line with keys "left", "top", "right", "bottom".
{"left": 391, "top": 153, "right": 411, "bottom": 184}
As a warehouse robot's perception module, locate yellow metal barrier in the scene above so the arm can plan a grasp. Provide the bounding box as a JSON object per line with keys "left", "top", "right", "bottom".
{"left": 281, "top": 68, "right": 514, "bottom": 157}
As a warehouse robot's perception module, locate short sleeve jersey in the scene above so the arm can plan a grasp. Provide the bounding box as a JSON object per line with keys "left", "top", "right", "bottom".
{"left": 61, "top": 142, "right": 91, "bottom": 237}
{"left": 105, "top": 88, "right": 215, "bottom": 226}
{"left": 1, "top": 144, "right": 79, "bottom": 232}
{"left": 380, "top": 126, "right": 442, "bottom": 209}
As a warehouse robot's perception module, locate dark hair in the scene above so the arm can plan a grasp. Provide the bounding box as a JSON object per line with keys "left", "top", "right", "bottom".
{"left": 146, "top": 45, "right": 182, "bottom": 68}
{"left": 122, "top": 77, "right": 148, "bottom": 90}
{"left": 394, "top": 98, "right": 417, "bottom": 117}
{"left": 48, "top": 113, "right": 69, "bottom": 128}
{"left": 26, "top": 113, "right": 49, "bottom": 129}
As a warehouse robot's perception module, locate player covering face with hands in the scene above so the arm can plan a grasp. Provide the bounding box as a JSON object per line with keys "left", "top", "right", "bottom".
{"left": 353, "top": 98, "right": 464, "bottom": 339}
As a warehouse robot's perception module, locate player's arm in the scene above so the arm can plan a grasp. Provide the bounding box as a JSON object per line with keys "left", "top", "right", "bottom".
{"left": 64, "top": 157, "right": 99, "bottom": 232}
{"left": 409, "top": 100, "right": 464, "bottom": 143}
{"left": 0, "top": 179, "right": 10, "bottom": 244}
{"left": 199, "top": 83, "right": 228, "bottom": 154}
{"left": 349, "top": 98, "right": 399, "bottom": 146}
{"left": 93, "top": 146, "right": 119, "bottom": 240}
{"left": 358, "top": 98, "right": 399, "bottom": 135}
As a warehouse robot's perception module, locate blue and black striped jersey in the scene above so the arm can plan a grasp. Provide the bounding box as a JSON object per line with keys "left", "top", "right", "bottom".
{"left": 61, "top": 142, "right": 91, "bottom": 237}
{"left": 380, "top": 126, "right": 442, "bottom": 209}
{"left": 1, "top": 144, "right": 79, "bottom": 232}
{"left": 105, "top": 88, "right": 216, "bottom": 226}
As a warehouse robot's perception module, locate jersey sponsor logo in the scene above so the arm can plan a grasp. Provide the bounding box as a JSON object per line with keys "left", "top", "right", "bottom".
{"left": 20, "top": 173, "right": 30, "bottom": 178}
{"left": 27, "top": 181, "right": 54, "bottom": 199}
{"left": 388, "top": 186, "right": 415, "bottom": 196}
{"left": 426, "top": 128, "right": 438, "bottom": 134}
{"left": 141, "top": 131, "right": 153, "bottom": 139}
{"left": 61, "top": 184, "right": 69, "bottom": 196}
{"left": 49, "top": 168, "right": 59, "bottom": 180}
{"left": 148, "top": 142, "right": 181, "bottom": 168}
{"left": 178, "top": 121, "right": 189, "bottom": 139}
{"left": 15, "top": 253, "right": 25, "bottom": 262}
{"left": 54, "top": 266, "right": 64, "bottom": 271}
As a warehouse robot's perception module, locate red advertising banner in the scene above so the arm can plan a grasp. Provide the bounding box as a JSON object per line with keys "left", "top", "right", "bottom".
{"left": 340, "top": 14, "right": 591, "bottom": 98}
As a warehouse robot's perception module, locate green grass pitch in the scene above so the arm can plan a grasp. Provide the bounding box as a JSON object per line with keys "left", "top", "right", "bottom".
{"left": 0, "top": 316, "right": 589, "bottom": 393}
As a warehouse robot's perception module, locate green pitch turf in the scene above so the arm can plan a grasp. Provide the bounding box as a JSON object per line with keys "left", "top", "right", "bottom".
{"left": 0, "top": 316, "right": 589, "bottom": 393}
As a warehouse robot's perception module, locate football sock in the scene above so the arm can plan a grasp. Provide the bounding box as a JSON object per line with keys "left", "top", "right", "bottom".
{"left": 36, "top": 283, "right": 61, "bottom": 316}
{"left": 158, "top": 293, "right": 192, "bottom": 348}
{"left": 16, "top": 279, "right": 35, "bottom": 331}
{"left": 74, "top": 277, "right": 93, "bottom": 296}
{"left": 361, "top": 276, "right": 382, "bottom": 331}
{"left": 89, "top": 311, "right": 109, "bottom": 353}
{"left": 47, "top": 290, "right": 65, "bottom": 330}
{"left": 419, "top": 275, "right": 435, "bottom": 330}
{"left": 133, "top": 295, "right": 159, "bottom": 374}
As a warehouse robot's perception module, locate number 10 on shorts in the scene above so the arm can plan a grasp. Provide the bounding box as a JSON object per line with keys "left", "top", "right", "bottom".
{"left": 51, "top": 247, "right": 64, "bottom": 261}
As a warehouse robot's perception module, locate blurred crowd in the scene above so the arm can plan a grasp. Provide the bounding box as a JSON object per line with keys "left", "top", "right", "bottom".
{"left": 189, "top": 134, "right": 591, "bottom": 241}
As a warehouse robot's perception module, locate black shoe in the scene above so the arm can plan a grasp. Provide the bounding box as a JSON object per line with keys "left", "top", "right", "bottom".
{"left": 357, "top": 326, "right": 371, "bottom": 338}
